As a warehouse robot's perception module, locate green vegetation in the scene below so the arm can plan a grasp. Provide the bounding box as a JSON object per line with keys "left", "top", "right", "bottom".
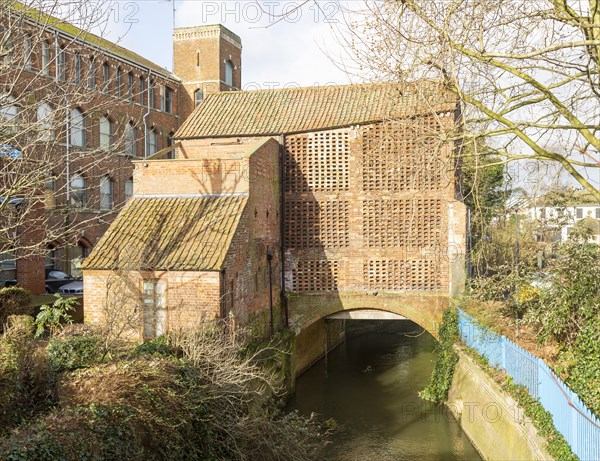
{"left": 34, "top": 295, "right": 78, "bottom": 338}
{"left": 0, "top": 318, "right": 327, "bottom": 461}
{"left": 462, "top": 347, "right": 578, "bottom": 461}
{"left": 420, "top": 307, "right": 459, "bottom": 402}
{"left": 0, "top": 287, "right": 32, "bottom": 331}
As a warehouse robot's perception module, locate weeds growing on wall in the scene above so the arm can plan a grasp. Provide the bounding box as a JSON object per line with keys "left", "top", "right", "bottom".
{"left": 420, "top": 307, "right": 459, "bottom": 402}
{"left": 462, "top": 346, "right": 578, "bottom": 461}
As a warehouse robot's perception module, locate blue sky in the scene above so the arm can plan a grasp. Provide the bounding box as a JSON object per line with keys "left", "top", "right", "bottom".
{"left": 97, "top": 0, "right": 355, "bottom": 88}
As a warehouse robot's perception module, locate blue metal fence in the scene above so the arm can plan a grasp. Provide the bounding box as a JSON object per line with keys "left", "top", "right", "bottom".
{"left": 457, "top": 308, "right": 600, "bottom": 461}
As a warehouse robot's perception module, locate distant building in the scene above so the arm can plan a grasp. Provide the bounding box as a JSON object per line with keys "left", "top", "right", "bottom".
{"left": 525, "top": 202, "right": 600, "bottom": 243}
{"left": 0, "top": 2, "right": 241, "bottom": 293}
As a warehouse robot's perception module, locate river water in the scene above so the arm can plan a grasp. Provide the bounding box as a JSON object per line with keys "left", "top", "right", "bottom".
{"left": 288, "top": 321, "right": 482, "bottom": 461}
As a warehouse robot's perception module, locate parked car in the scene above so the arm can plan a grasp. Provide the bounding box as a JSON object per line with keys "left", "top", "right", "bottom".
{"left": 45, "top": 270, "right": 76, "bottom": 294}
{"left": 58, "top": 280, "right": 83, "bottom": 296}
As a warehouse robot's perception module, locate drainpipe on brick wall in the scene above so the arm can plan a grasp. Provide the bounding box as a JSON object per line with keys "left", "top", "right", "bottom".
{"left": 279, "top": 134, "right": 289, "bottom": 328}
{"left": 143, "top": 70, "right": 152, "bottom": 158}
{"left": 267, "top": 247, "right": 274, "bottom": 336}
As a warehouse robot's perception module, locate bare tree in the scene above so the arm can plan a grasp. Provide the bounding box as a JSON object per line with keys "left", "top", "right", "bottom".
{"left": 336, "top": 0, "right": 600, "bottom": 200}
{"left": 0, "top": 0, "right": 140, "bottom": 284}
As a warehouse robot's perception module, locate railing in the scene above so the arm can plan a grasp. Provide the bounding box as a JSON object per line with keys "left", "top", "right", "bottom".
{"left": 457, "top": 308, "right": 600, "bottom": 461}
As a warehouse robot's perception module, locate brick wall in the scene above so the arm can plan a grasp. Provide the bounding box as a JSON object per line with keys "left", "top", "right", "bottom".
{"left": 84, "top": 269, "right": 221, "bottom": 340}
{"left": 283, "top": 115, "right": 458, "bottom": 296}
{"left": 221, "top": 138, "right": 281, "bottom": 331}
{"left": 173, "top": 25, "right": 242, "bottom": 120}
{"left": 2, "top": 18, "right": 184, "bottom": 293}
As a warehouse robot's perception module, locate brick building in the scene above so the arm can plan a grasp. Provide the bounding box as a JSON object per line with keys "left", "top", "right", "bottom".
{"left": 83, "top": 82, "right": 466, "bottom": 344}
{"left": 0, "top": 3, "right": 241, "bottom": 294}
{"left": 83, "top": 137, "right": 281, "bottom": 339}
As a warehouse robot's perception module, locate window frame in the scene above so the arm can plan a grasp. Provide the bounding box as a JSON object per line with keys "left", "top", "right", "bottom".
{"left": 142, "top": 280, "right": 166, "bottom": 340}
{"left": 37, "top": 102, "right": 54, "bottom": 141}
{"left": 87, "top": 56, "right": 95, "bottom": 89}
{"left": 102, "top": 62, "right": 110, "bottom": 93}
{"left": 99, "top": 115, "right": 113, "bottom": 150}
{"left": 41, "top": 41, "right": 51, "bottom": 75}
{"left": 225, "top": 59, "right": 233, "bottom": 87}
{"left": 57, "top": 46, "right": 67, "bottom": 81}
{"left": 99, "top": 174, "right": 114, "bottom": 210}
{"left": 70, "top": 108, "right": 86, "bottom": 147}
{"left": 194, "top": 88, "right": 204, "bottom": 107}
{"left": 125, "top": 122, "right": 137, "bottom": 157}
{"left": 70, "top": 173, "right": 87, "bottom": 209}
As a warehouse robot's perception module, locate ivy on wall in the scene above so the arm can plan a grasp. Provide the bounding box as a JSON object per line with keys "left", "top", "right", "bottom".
{"left": 420, "top": 307, "right": 459, "bottom": 402}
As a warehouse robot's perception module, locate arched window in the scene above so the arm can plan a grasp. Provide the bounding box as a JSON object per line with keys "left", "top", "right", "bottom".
{"left": 0, "top": 94, "right": 18, "bottom": 129}
{"left": 70, "top": 108, "right": 85, "bottom": 147}
{"left": 102, "top": 61, "right": 110, "bottom": 93}
{"left": 87, "top": 56, "right": 95, "bottom": 89}
{"left": 139, "top": 76, "right": 145, "bottom": 104}
{"left": 125, "top": 177, "right": 134, "bottom": 201}
{"left": 225, "top": 59, "right": 233, "bottom": 87}
{"left": 194, "top": 88, "right": 204, "bottom": 107}
{"left": 37, "top": 102, "right": 54, "bottom": 141}
{"left": 115, "top": 67, "right": 122, "bottom": 97}
{"left": 99, "top": 175, "right": 113, "bottom": 210}
{"left": 128, "top": 71, "right": 134, "bottom": 100}
{"left": 73, "top": 53, "right": 81, "bottom": 84}
{"left": 70, "top": 240, "right": 90, "bottom": 278}
{"left": 70, "top": 173, "right": 86, "bottom": 208}
{"left": 44, "top": 172, "right": 55, "bottom": 209}
{"left": 45, "top": 245, "right": 57, "bottom": 270}
{"left": 99, "top": 116, "right": 112, "bottom": 150}
{"left": 125, "top": 121, "right": 136, "bottom": 156}
{"left": 57, "top": 46, "right": 66, "bottom": 81}
{"left": 146, "top": 128, "right": 158, "bottom": 155}
{"left": 41, "top": 41, "right": 51, "bottom": 75}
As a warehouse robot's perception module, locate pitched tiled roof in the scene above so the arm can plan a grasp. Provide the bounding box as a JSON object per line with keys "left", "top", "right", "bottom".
{"left": 11, "top": 2, "right": 175, "bottom": 79}
{"left": 82, "top": 196, "right": 247, "bottom": 271}
{"left": 176, "top": 81, "right": 457, "bottom": 138}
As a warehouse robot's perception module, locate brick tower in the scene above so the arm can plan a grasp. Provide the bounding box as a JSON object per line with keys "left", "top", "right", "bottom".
{"left": 173, "top": 25, "right": 242, "bottom": 119}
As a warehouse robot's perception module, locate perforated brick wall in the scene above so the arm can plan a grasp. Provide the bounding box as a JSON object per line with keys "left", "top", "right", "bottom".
{"left": 284, "top": 114, "right": 456, "bottom": 294}
{"left": 285, "top": 130, "right": 350, "bottom": 192}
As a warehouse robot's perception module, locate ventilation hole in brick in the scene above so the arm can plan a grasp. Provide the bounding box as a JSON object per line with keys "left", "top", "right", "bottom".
{"left": 364, "top": 259, "right": 441, "bottom": 291}
{"left": 362, "top": 119, "right": 445, "bottom": 191}
{"left": 291, "top": 260, "right": 339, "bottom": 292}
{"left": 285, "top": 200, "right": 350, "bottom": 249}
{"left": 285, "top": 130, "right": 350, "bottom": 192}
{"left": 363, "top": 198, "right": 443, "bottom": 248}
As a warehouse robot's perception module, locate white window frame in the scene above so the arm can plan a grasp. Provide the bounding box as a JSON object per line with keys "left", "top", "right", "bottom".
{"left": 125, "top": 122, "right": 136, "bottom": 156}
{"left": 99, "top": 116, "right": 112, "bottom": 150}
{"left": 99, "top": 175, "right": 113, "bottom": 210}
{"left": 41, "top": 41, "right": 51, "bottom": 75}
{"left": 37, "top": 102, "right": 54, "bottom": 141}
{"left": 70, "top": 108, "right": 85, "bottom": 147}
{"left": 70, "top": 173, "right": 86, "bottom": 209}
{"left": 143, "top": 281, "right": 166, "bottom": 340}
{"left": 194, "top": 88, "right": 204, "bottom": 107}
{"left": 125, "top": 177, "right": 134, "bottom": 201}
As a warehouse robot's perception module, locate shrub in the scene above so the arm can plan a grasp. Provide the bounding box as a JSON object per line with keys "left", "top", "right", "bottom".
{"left": 132, "top": 335, "right": 180, "bottom": 357}
{"left": 0, "top": 325, "right": 55, "bottom": 434}
{"left": 34, "top": 295, "right": 77, "bottom": 338}
{"left": 47, "top": 335, "right": 101, "bottom": 373}
{"left": 0, "top": 287, "right": 32, "bottom": 331}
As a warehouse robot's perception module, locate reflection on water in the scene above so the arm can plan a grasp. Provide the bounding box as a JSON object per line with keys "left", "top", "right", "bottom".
{"left": 288, "top": 321, "right": 482, "bottom": 461}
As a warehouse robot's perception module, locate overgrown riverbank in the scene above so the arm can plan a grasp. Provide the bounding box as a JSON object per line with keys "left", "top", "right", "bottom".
{"left": 0, "top": 316, "right": 327, "bottom": 461}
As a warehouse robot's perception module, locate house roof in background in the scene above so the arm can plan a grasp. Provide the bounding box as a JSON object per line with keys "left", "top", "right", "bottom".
{"left": 176, "top": 81, "right": 457, "bottom": 138}
{"left": 82, "top": 195, "right": 247, "bottom": 271}
{"left": 10, "top": 1, "right": 176, "bottom": 79}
